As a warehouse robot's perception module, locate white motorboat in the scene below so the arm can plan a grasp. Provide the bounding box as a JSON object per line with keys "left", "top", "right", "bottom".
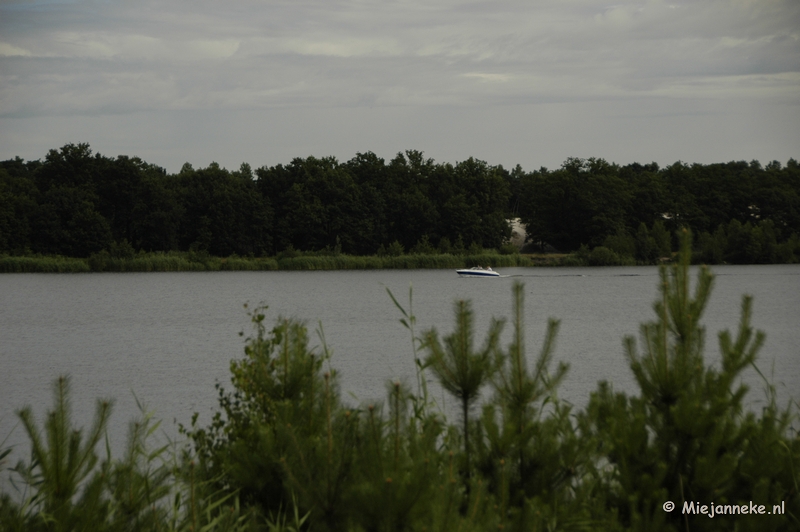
{"left": 456, "top": 266, "right": 500, "bottom": 277}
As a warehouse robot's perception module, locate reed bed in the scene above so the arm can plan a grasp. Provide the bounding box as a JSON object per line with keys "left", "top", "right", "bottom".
{"left": 1, "top": 251, "right": 564, "bottom": 273}
{"left": 276, "top": 252, "right": 541, "bottom": 270}
{"left": 0, "top": 255, "right": 90, "bottom": 273}
{"left": 218, "top": 256, "right": 279, "bottom": 271}
{"left": 100, "top": 254, "right": 203, "bottom": 272}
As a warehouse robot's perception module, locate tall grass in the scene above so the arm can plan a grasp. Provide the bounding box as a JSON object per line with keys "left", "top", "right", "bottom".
{"left": 89, "top": 251, "right": 280, "bottom": 272}
{"left": 276, "top": 252, "right": 540, "bottom": 270}
{"left": 0, "top": 255, "right": 90, "bottom": 273}
{"left": 0, "top": 250, "right": 626, "bottom": 274}
{"left": 0, "top": 253, "right": 281, "bottom": 273}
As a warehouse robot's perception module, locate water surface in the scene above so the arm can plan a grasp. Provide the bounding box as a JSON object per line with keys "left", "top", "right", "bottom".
{"left": 1, "top": 265, "right": 798, "bottom": 472}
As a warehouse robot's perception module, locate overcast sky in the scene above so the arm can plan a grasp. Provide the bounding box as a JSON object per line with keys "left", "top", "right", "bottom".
{"left": 1, "top": 0, "right": 798, "bottom": 173}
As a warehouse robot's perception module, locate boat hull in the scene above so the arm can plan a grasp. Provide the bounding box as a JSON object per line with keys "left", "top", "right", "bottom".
{"left": 456, "top": 269, "right": 500, "bottom": 277}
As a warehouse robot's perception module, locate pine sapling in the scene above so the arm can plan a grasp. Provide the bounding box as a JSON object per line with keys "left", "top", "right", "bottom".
{"left": 424, "top": 299, "right": 502, "bottom": 486}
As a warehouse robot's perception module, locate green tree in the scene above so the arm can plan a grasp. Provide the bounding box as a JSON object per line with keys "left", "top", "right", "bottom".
{"left": 0, "top": 165, "right": 37, "bottom": 254}
{"left": 603, "top": 228, "right": 636, "bottom": 259}
{"left": 620, "top": 162, "right": 667, "bottom": 231}
{"left": 93, "top": 155, "right": 145, "bottom": 245}
{"left": 651, "top": 220, "right": 672, "bottom": 258}
{"left": 423, "top": 300, "right": 502, "bottom": 486}
{"left": 449, "top": 158, "right": 511, "bottom": 249}
{"left": 585, "top": 231, "right": 800, "bottom": 531}
{"left": 384, "top": 151, "right": 441, "bottom": 251}
{"left": 33, "top": 186, "right": 113, "bottom": 256}
{"left": 259, "top": 156, "right": 368, "bottom": 254}
{"left": 519, "top": 158, "right": 632, "bottom": 251}
{"left": 29, "top": 144, "right": 114, "bottom": 256}
{"left": 13, "top": 376, "right": 112, "bottom": 531}
{"left": 697, "top": 226, "right": 727, "bottom": 264}
{"left": 177, "top": 162, "right": 272, "bottom": 256}
{"left": 183, "top": 306, "right": 353, "bottom": 527}
{"left": 131, "top": 168, "right": 184, "bottom": 252}
{"left": 473, "top": 282, "right": 586, "bottom": 528}
{"left": 344, "top": 151, "right": 391, "bottom": 253}
{"left": 635, "top": 222, "right": 658, "bottom": 263}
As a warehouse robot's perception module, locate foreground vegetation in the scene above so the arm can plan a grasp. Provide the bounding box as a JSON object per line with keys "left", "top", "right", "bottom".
{"left": 2, "top": 233, "right": 798, "bottom": 531}
{"left": 2, "top": 144, "right": 799, "bottom": 264}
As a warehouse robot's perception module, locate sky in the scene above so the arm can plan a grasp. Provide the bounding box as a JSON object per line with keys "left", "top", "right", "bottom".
{"left": 1, "top": 0, "right": 798, "bottom": 173}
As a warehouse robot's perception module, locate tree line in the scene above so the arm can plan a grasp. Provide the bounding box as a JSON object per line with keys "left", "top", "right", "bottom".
{"left": 1, "top": 144, "right": 799, "bottom": 263}
{"left": 517, "top": 157, "right": 800, "bottom": 264}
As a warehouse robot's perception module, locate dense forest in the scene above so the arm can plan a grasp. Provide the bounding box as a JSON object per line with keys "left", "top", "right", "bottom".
{"left": 1, "top": 143, "right": 799, "bottom": 265}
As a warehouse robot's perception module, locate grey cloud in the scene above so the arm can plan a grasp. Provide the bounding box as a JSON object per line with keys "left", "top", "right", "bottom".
{"left": 0, "top": 0, "right": 797, "bottom": 168}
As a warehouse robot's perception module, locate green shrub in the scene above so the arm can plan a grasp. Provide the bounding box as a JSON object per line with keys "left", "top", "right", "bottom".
{"left": 108, "top": 239, "right": 136, "bottom": 260}
{"left": 697, "top": 226, "right": 727, "bottom": 264}
{"left": 634, "top": 222, "right": 659, "bottom": 264}
{"left": 180, "top": 280, "right": 611, "bottom": 530}
{"left": 603, "top": 229, "right": 636, "bottom": 258}
{"left": 559, "top": 254, "right": 587, "bottom": 266}
{"left": 587, "top": 245, "right": 621, "bottom": 266}
{"left": 88, "top": 250, "right": 111, "bottom": 271}
{"left": 411, "top": 235, "right": 436, "bottom": 255}
{"left": 498, "top": 242, "right": 519, "bottom": 255}
{"left": 467, "top": 241, "right": 483, "bottom": 255}
{"left": 1, "top": 377, "right": 258, "bottom": 532}
{"left": 387, "top": 240, "right": 405, "bottom": 257}
{"left": 651, "top": 220, "right": 672, "bottom": 257}
{"left": 583, "top": 231, "right": 800, "bottom": 531}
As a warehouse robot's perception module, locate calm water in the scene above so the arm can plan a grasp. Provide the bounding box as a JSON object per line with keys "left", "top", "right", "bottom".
{"left": 1, "top": 265, "right": 799, "bottom": 472}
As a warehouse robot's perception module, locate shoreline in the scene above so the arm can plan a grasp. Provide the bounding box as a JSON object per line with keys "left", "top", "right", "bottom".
{"left": 0, "top": 252, "right": 572, "bottom": 273}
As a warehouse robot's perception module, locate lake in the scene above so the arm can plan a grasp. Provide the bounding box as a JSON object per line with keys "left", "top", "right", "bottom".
{"left": 1, "top": 264, "right": 798, "bottom": 475}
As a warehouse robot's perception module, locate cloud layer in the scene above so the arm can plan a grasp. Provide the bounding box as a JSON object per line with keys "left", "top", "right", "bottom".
{"left": 1, "top": 0, "right": 798, "bottom": 170}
